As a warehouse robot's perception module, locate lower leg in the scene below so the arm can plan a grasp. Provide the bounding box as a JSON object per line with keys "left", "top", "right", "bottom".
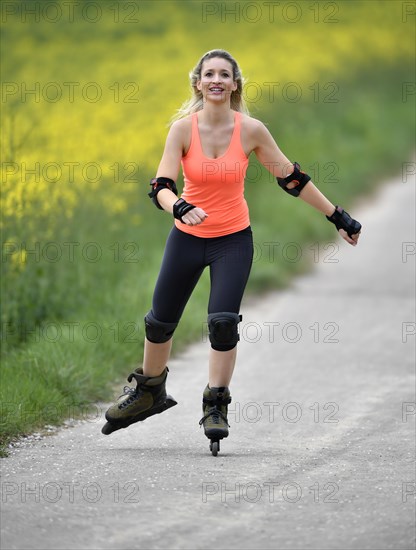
{"left": 143, "top": 338, "right": 172, "bottom": 377}
{"left": 201, "top": 349, "right": 235, "bottom": 442}
{"left": 208, "top": 347, "right": 237, "bottom": 387}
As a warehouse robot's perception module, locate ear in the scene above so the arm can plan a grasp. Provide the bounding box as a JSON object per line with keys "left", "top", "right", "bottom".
{"left": 196, "top": 79, "right": 202, "bottom": 91}
{"left": 232, "top": 80, "right": 238, "bottom": 92}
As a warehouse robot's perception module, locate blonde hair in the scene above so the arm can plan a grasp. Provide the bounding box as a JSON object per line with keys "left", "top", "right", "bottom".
{"left": 170, "top": 49, "right": 249, "bottom": 124}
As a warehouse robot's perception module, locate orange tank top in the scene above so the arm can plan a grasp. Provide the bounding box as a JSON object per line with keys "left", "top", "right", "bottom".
{"left": 175, "top": 111, "right": 250, "bottom": 238}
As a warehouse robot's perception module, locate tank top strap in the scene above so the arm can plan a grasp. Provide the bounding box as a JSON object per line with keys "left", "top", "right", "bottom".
{"left": 234, "top": 110, "right": 241, "bottom": 132}
{"left": 229, "top": 111, "right": 244, "bottom": 157}
{"left": 187, "top": 112, "right": 200, "bottom": 156}
{"left": 192, "top": 111, "right": 199, "bottom": 132}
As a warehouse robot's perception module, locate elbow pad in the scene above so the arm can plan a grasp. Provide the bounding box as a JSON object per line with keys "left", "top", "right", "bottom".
{"left": 276, "top": 162, "right": 311, "bottom": 197}
{"left": 148, "top": 177, "right": 178, "bottom": 209}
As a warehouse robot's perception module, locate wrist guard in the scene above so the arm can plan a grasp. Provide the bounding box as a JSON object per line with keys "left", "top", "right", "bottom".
{"left": 173, "top": 198, "right": 196, "bottom": 223}
{"left": 148, "top": 177, "right": 178, "bottom": 210}
{"left": 276, "top": 162, "right": 311, "bottom": 197}
{"left": 326, "top": 206, "right": 362, "bottom": 237}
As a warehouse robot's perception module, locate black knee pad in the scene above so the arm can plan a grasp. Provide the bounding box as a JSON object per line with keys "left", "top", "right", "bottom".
{"left": 144, "top": 310, "right": 178, "bottom": 343}
{"left": 207, "top": 312, "right": 242, "bottom": 352}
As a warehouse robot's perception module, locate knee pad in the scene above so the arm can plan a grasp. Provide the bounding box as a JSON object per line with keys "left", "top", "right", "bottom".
{"left": 207, "top": 312, "right": 242, "bottom": 352}
{"left": 144, "top": 310, "right": 178, "bottom": 343}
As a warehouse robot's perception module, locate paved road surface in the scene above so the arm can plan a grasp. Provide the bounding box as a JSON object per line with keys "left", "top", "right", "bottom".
{"left": 1, "top": 176, "right": 415, "bottom": 550}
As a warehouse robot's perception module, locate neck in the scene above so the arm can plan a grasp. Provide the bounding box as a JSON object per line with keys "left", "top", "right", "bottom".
{"left": 198, "top": 102, "right": 234, "bottom": 125}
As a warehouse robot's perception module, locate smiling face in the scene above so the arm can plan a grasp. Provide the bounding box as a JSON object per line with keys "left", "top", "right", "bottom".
{"left": 196, "top": 57, "right": 238, "bottom": 104}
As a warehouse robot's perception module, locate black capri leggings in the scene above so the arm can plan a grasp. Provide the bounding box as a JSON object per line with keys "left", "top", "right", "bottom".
{"left": 151, "top": 225, "right": 254, "bottom": 323}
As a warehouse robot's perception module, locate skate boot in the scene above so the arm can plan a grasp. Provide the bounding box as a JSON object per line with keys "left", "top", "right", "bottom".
{"left": 101, "top": 366, "right": 177, "bottom": 435}
{"left": 199, "top": 384, "right": 231, "bottom": 456}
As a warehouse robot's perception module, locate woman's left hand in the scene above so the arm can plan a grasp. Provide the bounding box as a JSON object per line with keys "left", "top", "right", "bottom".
{"left": 339, "top": 228, "right": 361, "bottom": 246}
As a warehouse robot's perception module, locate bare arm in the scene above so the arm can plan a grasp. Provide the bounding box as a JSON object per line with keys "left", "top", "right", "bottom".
{"left": 251, "top": 120, "right": 360, "bottom": 245}
{"left": 154, "top": 121, "right": 207, "bottom": 225}
{"left": 154, "top": 122, "right": 184, "bottom": 214}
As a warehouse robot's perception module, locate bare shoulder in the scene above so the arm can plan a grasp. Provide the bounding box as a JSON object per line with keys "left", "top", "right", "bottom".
{"left": 170, "top": 115, "right": 192, "bottom": 130}
{"left": 169, "top": 115, "right": 192, "bottom": 137}
{"left": 241, "top": 113, "right": 271, "bottom": 138}
{"left": 240, "top": 113, "right": 265, "bottom": 127}
{"left": 240, "top": 113, "right": 274, "bottom": 154}
{"left": 167, "top": 116, "right": 192, "bottom": 153}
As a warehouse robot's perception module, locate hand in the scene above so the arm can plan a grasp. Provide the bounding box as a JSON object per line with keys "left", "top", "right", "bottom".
{"left": 181, "top": 207, "right": 208, "bottom": 226}
{"left": 326, "top": 206, "right": 361, "bottom": 247}
{"left": 339, "top": 228, "right": 361, "bottom": 246}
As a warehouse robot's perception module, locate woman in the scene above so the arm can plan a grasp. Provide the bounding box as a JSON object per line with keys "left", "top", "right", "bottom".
{"left": 102, "top": 50, "right": 361, "bottom": 453}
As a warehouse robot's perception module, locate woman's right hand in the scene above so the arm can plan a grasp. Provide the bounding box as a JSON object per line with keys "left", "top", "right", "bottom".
{"left": 181, "top": 207, "right": 208, "bottom": 226}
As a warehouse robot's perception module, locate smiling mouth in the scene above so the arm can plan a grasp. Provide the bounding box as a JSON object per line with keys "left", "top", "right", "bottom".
{"left": 209, "top": 87, "right": 224, "bottom": 92}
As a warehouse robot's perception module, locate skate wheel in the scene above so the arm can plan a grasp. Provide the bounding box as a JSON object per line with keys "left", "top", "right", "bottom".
{"left": 211, "top": 440, "right": 219, "bottom": 456}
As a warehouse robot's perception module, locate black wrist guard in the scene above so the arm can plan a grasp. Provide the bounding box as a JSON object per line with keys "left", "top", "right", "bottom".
{"left": 276, "top": 162, "right": 311, "bottom": 197}
{"left": 173, "top": 198, "right": 196, "bottom": 223}
{"left": 326, "top": 206, "right": 362, "bottom": 237}
{"left": 148, "top": 177, "right": 178, "bottom": 210}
